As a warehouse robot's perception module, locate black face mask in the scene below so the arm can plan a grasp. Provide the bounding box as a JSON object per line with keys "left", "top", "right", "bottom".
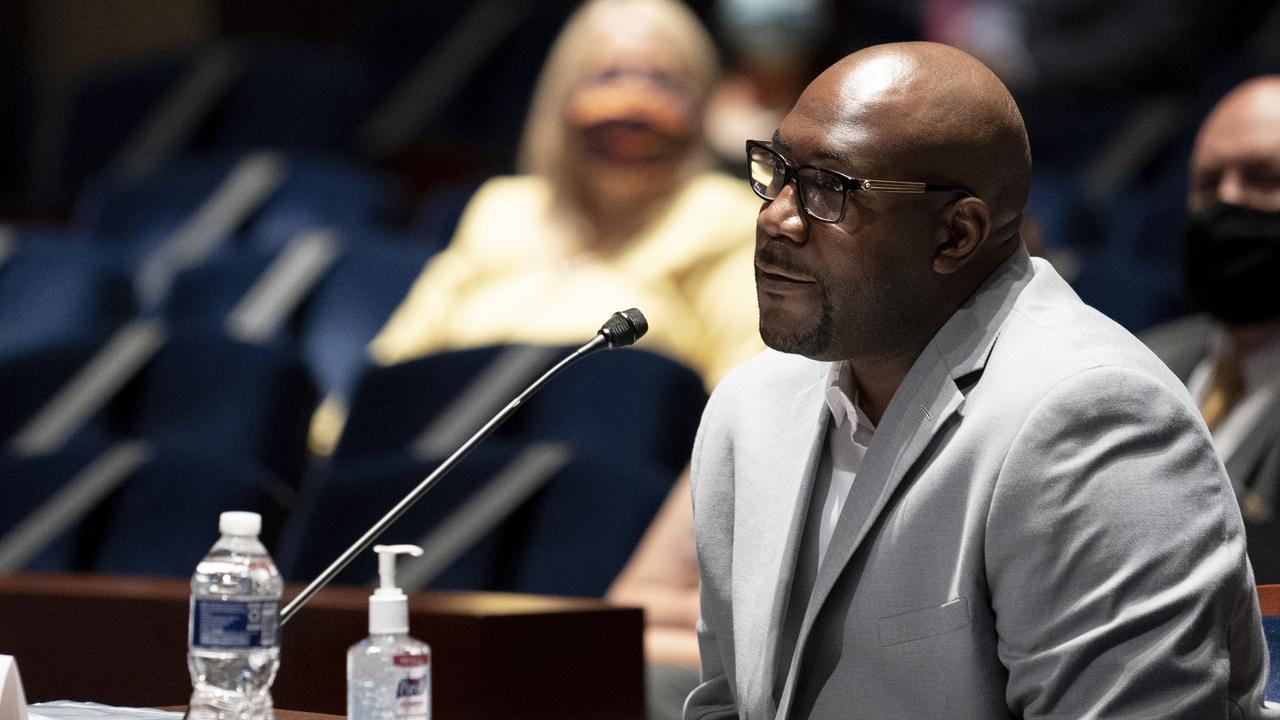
{"left": 1184, "top": 203, "right": 1280, "bottom": 325}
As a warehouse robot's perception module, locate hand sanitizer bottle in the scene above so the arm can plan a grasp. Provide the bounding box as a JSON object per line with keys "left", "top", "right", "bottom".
{"left": 347, "top": 544, "right": 431, "bottom": 720}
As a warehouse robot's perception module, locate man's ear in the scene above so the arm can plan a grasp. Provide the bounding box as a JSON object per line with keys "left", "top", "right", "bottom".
{"left": 933, "top": 197, "right": 990, "bottom": 274}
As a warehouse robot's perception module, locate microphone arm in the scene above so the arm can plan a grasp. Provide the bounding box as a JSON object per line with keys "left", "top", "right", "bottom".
{"left": 280, "top": 308, "right": 648, "bottom": 625}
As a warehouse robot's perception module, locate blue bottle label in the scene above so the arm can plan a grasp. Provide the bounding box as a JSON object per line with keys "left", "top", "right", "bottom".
{"left": 191, "top": 599, "right": 279, "bottom": 648}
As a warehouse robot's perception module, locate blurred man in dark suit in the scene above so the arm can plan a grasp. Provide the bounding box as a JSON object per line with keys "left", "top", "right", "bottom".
{"left": 1142, "top": 76, "right": 1280, "bottom": 583}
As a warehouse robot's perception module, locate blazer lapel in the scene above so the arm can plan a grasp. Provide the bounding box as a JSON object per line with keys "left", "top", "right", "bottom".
{"left": 773, "top": 249, "right": 1038, "bottom": 719}
{"left": 732, "top": 367, "right": 829, "bottom": 720}
{"left": 773, "top": 345, "right": 966, "bottom": 719}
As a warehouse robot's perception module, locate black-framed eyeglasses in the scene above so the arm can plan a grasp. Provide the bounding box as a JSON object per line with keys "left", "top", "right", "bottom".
{"left": 746, "top": 139, "right": 974, "bottom": 224}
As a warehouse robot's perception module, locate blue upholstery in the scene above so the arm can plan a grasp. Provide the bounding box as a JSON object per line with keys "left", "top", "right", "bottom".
{"left": 296, "top": 344, "right": 702, "bottom": 595}
{"left": 508, "top": 347, "right": 706, "bottom": 477}
{"left": 278, "top": 439, "right": 672, "bottom": 597}
{"left": 277, "top": 441, "right": 530, "bottom": 588}
{"left": 1266, "top": 614, "right": 1280, "bottom": 702}
{"left": 296, "top": 239, "right": 436, "bottom": 398}
{"left": 503, "top": 453, "right": 673, "bottom": 596}
{"left": 0, "top": 439, "right": 119, "bottom": 571}
{"left": 0, "top": 340, "right": 112, "bottom": 445}
{"left": 333, "top": 345, "right": 514, "bottom": 459}
{"left": 0, "top": 238, "right": 134, "bottom": 363}
{"left": 77, "top": 152, "right": 403, "bottom": 264}
{"left": 243, "top": 157, "right": 406, "bottom": 255}
{"left": 160, "top": 247, "right": 280, "bottom": 336}
{"left": 89, "top": 445, "right": 287, "bottom": 577}
{"left": 120, "top": 330, "right": 319, "bottom": 487}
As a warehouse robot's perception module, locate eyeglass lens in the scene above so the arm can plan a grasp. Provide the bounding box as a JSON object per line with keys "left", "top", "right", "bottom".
{"left": 748, "top": 144, "right": 845, "bottom": 222}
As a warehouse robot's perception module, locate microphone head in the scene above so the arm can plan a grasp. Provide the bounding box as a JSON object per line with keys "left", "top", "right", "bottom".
{"left": 599, "top": 308, "right": 648, "bottom": 348}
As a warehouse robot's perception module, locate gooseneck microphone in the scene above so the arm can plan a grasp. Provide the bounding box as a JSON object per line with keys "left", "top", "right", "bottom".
{"left": 279, "top": 308, "right": 648, "bottom": 625}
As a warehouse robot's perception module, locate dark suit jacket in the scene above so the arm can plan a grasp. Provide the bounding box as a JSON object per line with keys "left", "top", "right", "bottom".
{"left": 1142, "top": 314, "right": 1280, "bottom": 583}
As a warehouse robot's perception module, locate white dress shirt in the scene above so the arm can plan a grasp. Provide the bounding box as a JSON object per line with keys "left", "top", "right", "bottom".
{"left": 816, "top": 361, "right": 877, "bottom": 566}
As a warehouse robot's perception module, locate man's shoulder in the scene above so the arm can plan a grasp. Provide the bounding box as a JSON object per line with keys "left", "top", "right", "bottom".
{"left": 988, "top": 266, "right": 1193, "bottom": 404}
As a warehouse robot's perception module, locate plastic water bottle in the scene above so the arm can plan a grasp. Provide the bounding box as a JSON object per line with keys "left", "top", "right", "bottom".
{"left": 188, "top": 511, "right": 283, "bottom": 720}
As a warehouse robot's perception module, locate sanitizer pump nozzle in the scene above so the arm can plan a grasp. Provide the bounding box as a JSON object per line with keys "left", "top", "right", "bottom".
{"left": 368, "top": 544, "right": 423, "bottom": 635}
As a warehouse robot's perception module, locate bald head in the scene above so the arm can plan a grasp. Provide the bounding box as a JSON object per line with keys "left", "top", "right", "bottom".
{"left": 1190, "top": 75, "right": 1280, "bottom": 213}
{"left": 799, "top": 42, "right": 1031, "bottom": 243}
{"left": 754, "top": 42, "right": 1035, "bottom": 372}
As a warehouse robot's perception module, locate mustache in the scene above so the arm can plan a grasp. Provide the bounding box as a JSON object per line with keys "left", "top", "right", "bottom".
{"left": 756, "top": 246, "right": 813, "bottom": 279}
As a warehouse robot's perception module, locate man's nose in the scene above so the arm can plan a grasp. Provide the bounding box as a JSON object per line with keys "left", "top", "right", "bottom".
{"left": 756, "top": 183, "right": 808, "bottom": 244}
{"left": 1215, "top": 169, "right": 1247, "bottom": 206}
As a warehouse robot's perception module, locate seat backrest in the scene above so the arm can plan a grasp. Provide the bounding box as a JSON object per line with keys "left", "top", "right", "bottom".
{"left": 276, "top": 441, "right": 532, "bottom": 588}
{"left": 506, "top": 347, "right": 707, "bottom": 477}
{"left": 0, "top": 239, "right": 135, "bottom": 363}
{"left": 90, "top": 446, "right": 285, "bottom": 577}
{"left": 120, "top": 330, "right": 318, "bottom": 486}
{"left": 0, "top": 341, "right": 110, "bottom": 445}
{"left": 334, "top": 345, "right": 516, "bottom": 459}
{"left": 295, "top": 239, "right": 435, "bottom": 397}
{"left": 161, "top": 248, "right": 277, "bottom": 335}
{"left": 0, "top": 439, "right": 123, "bottom": 572}
{"left": 1260, "top": 584, "right": 1280, "bottom": 702}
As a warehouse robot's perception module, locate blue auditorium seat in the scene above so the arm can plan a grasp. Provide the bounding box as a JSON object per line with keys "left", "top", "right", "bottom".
{"left": 243, "top": 157, "right": 407, "bottom": 255}
{"left": 160, "top": 247, "right": 280, "bottom": 337}
{"left": 278, "top": 438, "right": 672, "bottom": 597}
{"left": 89, "top": 445, "right": 288, "bottom": 577}
{"left": 276, "top": 441, "right": 529, "bottom": 589}
{"left": 331, "top": 345, "right": 514, "bottom": 460}
{"left": 509, "top": 347, "right": 706, "bottom": 477}
{"left": 77, "top": 152, "right": 405, "bottom": 266}
{"left": 295, "top": 238, "right": 437, "bottom": 399}
{"left": 334, "top": 345, "right": 706, "bottom": 471}
{"left": 119, "top": 330, "right": 319, "bottom": 488}
{"left": 0, "top": 439, "right": 119, "bottom": 572}
{"left": 0, "top": 237, "right": 134, "bottom": 363}
{"left": 294, "top": 344, "right": 703, "bottom": 595}
{"left": 76, "top": 153, "right": 256, "bottom": 264}
{"left": 503, "top": 452, "right": 674, "bottom": 596}
{"left": 0, "top": 340, "right": 114, "bottom": 446}
{"left": 213, "top": 44, "right": 381, "bottom": 157}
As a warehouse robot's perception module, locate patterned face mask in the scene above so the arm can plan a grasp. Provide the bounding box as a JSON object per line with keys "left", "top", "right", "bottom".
{"left": 565, "top": 67, "right": 696, "bottom": 164}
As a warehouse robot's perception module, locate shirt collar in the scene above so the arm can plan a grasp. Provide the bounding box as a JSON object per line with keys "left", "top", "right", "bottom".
{"left": 824, "top": 360, "right": 876, "bottom": 440}
{"left": 1208, "top": 329, "right": 1280, "bottom": 392}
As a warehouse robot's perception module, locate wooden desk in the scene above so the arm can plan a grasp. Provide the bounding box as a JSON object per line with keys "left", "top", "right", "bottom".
{"left": 1, "top": 573, "right": 644, "bottom": 720}
{"left": 160, "top": 710, "right": 341, "bottom": 720}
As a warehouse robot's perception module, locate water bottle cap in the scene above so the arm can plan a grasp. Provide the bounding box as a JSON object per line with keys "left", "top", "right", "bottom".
{"left": 219, "top": 511, "right": 262, "bottom": 536}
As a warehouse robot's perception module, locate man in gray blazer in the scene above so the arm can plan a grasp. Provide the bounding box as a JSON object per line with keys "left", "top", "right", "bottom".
{"left": 1140, "top": 76, "right": 1280, "bottom": 584}
{"left": 686, "top": 42, "right": 1277, "bottom": 719}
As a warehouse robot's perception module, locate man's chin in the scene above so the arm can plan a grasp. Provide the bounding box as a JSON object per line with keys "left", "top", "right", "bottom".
{"left": 759, "top": 317, "right": 830, "bottom": 359}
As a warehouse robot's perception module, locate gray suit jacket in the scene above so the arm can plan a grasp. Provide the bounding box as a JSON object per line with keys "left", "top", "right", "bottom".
{"left": 1141, "top": 314, "right": 1280, "bottom": 583}
{"left": 687, "top": 250, "right": 1276, "bottom": 719}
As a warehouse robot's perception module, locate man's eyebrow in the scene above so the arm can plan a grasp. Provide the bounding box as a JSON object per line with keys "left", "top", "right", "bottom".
{"left": 770, "top": 132, "right": 854, "bottom": 169}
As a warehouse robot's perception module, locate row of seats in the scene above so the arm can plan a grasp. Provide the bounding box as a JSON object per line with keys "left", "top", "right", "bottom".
{"left": 0, "top": 144, "right": 707, "bottom": 597}
{"left": 0, "top": 334, "right": 706, "bottom": 596}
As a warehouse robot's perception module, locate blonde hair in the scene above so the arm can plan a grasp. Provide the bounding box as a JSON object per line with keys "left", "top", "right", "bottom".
{"left": 517, "top": 0, "right": 721, "bottom": 201}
